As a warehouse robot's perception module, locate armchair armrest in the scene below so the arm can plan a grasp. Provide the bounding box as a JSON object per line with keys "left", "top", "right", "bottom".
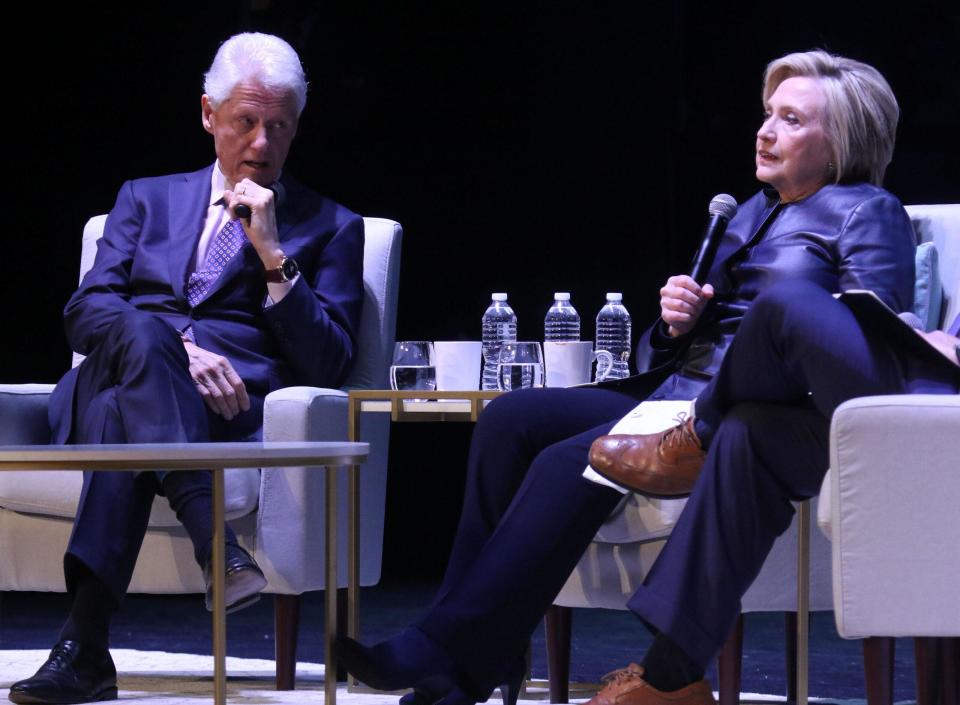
{"left": 264, "top": 386, "right": 349, "bottom": 440}
{"left": 255, "top": 386, "right": 349, "bottom": 592}
{"left": 256, "top": 386, "right": 387, "bottom": 592}
{"left": 822, "top": 394, "right": 960, "bottom": 638}
{"left": 0, "top": 384, "right": 55, "bottom": 444}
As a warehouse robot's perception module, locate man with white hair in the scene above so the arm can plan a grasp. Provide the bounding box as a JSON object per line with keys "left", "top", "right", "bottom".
{"left": 9, "top": 33, "right": 364, "bottom": 705}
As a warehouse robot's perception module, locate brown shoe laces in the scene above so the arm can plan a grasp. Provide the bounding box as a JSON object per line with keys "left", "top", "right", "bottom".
{"left": 600, "top": 663, "right": 646, "bottom": 688}
{"left": 659, "top": 413, "right": 701, "bottom": 452}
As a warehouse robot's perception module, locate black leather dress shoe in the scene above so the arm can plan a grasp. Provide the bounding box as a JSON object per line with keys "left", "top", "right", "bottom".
{"left": 203, "top": 543, "right": 267, "bottom": 613}
{"left": 8, "top": 640, "right": 117, "bottom": 704}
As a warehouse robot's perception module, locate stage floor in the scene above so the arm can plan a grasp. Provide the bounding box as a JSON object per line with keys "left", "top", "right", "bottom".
{"left": 0, "top": 582, "right": 921, "bottom": 703}
{"left": 0, "top": 648, "right": 880, "bottom": 705}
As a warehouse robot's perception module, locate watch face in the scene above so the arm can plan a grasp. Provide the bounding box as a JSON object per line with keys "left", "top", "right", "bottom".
{"left": 281, "top": 257, "right": 299, "bottom": 280}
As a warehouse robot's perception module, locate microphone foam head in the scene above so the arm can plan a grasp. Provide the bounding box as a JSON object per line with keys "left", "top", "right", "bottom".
{"left": 709, "top": 193, "right": 738, "bottom": 220}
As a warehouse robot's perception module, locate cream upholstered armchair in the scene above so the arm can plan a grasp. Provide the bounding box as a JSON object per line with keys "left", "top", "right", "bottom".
{"left": 0, "top": 214, "right": 402, "bottom": 689}
{"left": 545, "top": 204, "right": 956, "bottom": 704}
{"left": 818, "top": 204, "right": 959, "bottom": 705}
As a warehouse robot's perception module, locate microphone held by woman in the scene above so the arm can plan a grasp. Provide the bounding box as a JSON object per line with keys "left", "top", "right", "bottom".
{"left": 689, "top": 193, "right": 737, "bottom": 284}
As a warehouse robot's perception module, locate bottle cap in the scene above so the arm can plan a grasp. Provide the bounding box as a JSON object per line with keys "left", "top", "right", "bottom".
{"left": 606, "top": 292, "right": 623, "bottom": 302}
{"left": 553, "top": 292, "right": 571, "bottom": 301}
{"left": 492, "top": 293, "right": 508, "bottom": 301}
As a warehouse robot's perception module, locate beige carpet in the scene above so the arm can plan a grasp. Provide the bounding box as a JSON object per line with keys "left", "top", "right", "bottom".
{"left": 2, "top": 649, "right": 392, "bottom": 705}
{"left": 1, "top": 649, "right": 567, "bottom": 705}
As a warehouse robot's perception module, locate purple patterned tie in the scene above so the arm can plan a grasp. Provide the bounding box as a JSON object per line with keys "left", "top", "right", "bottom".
{"left": 186, "top": 219, "right": 246, "bottom": 307}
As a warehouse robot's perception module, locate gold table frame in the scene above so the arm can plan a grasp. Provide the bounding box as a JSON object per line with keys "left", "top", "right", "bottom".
{"left": 0, "top": 441, "right": 369, "bottom": 705}
{"left": 345, "top": 391, "right": 500, "bottom": 689}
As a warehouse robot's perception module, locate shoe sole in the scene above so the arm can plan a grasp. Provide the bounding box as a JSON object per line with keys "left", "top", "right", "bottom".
{"left": 206, "top": 569, "right": 268, "bottom": 613}
{"left": 591, "top": 464, "right": 688, "bottom": 499}
{"left": 8, "top": 685, "right": 118, "bottom": 704}
{"left": 226, "top": 591, "right": 261, "bottom": 614}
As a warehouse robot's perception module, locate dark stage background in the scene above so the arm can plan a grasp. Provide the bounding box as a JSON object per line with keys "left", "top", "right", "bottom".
{"left": 5, "top": 2, "right": 958, "bottom": 579}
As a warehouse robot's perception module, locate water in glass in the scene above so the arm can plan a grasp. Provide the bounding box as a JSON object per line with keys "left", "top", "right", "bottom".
{"left": 390, "top": 341, "right": 436, "bottom": 391}
{"left": 390, "top": 365, "right": 438, "bottom": 391}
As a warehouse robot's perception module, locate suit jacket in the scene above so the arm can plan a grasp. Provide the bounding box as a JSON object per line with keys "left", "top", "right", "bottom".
{"left": 601, "top": 182, "right": 917, "bottom": 401}
{"left": 49, "top": 165, "right": 365, "bottom": 443}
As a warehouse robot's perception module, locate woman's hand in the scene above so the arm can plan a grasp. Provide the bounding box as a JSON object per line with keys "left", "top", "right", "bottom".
{"left": 659, "top": 275, "right": 715, "bottom": 337}
{"left": 182, "top": 340, "right": 251, "bottom": 420}
{"left": 917, "top": 330, "right": 960, "bottom": 368}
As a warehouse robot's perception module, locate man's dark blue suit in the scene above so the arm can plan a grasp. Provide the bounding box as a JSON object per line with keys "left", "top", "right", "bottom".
{"left": 47, "top": 164, "right": 364, "bottom": 599}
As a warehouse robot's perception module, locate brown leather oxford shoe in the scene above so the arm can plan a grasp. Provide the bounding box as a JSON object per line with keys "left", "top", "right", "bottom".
{"left": 586, "top": 664, "right": 715, "bottom": 705}
{"left": 589, "top": 415, "right": 706, "bottom": 496}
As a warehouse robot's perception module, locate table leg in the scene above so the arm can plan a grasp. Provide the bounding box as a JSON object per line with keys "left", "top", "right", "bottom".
{"left": 213, "top": 467, "right": 227, "bottom": 705}
{"left": 796, "top": 500, "right": 810, "bottom": 705}
{"left": 326, "top": 464, "right": 339, "bottom": 705}
{"left": 348, "top": 464, "right": 359, "bottom": 639}
{"left": 347, "top": 399, "right": 361, "bottom": 690}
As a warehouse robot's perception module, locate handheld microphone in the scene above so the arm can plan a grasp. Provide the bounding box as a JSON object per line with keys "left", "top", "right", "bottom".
{"left": 689, "top": 193, "right": 738, "bottom": 284}
{"left": 232, "top": 183, "right": 285, "bottom": 221}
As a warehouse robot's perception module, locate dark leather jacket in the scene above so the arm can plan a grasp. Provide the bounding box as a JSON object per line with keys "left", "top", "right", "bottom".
{"left": 603, "top": 182, "right": 917, "bottom": 401}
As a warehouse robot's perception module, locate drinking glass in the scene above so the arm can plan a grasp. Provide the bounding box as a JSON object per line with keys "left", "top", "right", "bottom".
{"left": 389, "top": 341, "right": 437, "bottom": 391}
{"left": 496, "top": 342, "right": 544, "bottom": 391}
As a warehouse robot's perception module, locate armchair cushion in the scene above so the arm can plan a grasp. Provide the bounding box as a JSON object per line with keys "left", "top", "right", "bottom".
{"left": 0, "top": 384, "right": 274, "bottom": 527}
{"left": 0, "top": 383, "right": 258, "bottom": 527}
{"left": 0, "top": 464, "right": 260, "bottom": 527}
{"left": 586, "top": 399, "right": 690, "bottom": 543}
{"left": 913, "top": 242, "right": 941, "bottom": 331}
{"left": 905, "top": 204, "right": 960, "bottom": 330}
{"left": 593, "top": 494, "right": 687, "bottom": 544}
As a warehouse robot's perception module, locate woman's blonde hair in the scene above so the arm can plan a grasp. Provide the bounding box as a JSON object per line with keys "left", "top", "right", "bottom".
{"left": 763, "top": 50, "right": 898, "bottom": 186}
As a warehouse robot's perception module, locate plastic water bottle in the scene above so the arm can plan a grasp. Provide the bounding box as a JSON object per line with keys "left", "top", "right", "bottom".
{"left": 481, "top": 293, "right": 518, "bottom": 391}
{"left": 595, "top": 293, "right": 631, "bottom": 380}
{"left": 544, "top": 292, "right": 581, "bottom": 341}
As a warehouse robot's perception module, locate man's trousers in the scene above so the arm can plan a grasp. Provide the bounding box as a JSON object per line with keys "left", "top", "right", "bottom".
{"left": 52, "top": 310, "right": 260, "bottom": 601}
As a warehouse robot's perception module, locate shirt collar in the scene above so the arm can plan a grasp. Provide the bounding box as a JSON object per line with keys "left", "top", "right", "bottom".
{"left": 210, "top": 162, "right": 227, "bottom": 207}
